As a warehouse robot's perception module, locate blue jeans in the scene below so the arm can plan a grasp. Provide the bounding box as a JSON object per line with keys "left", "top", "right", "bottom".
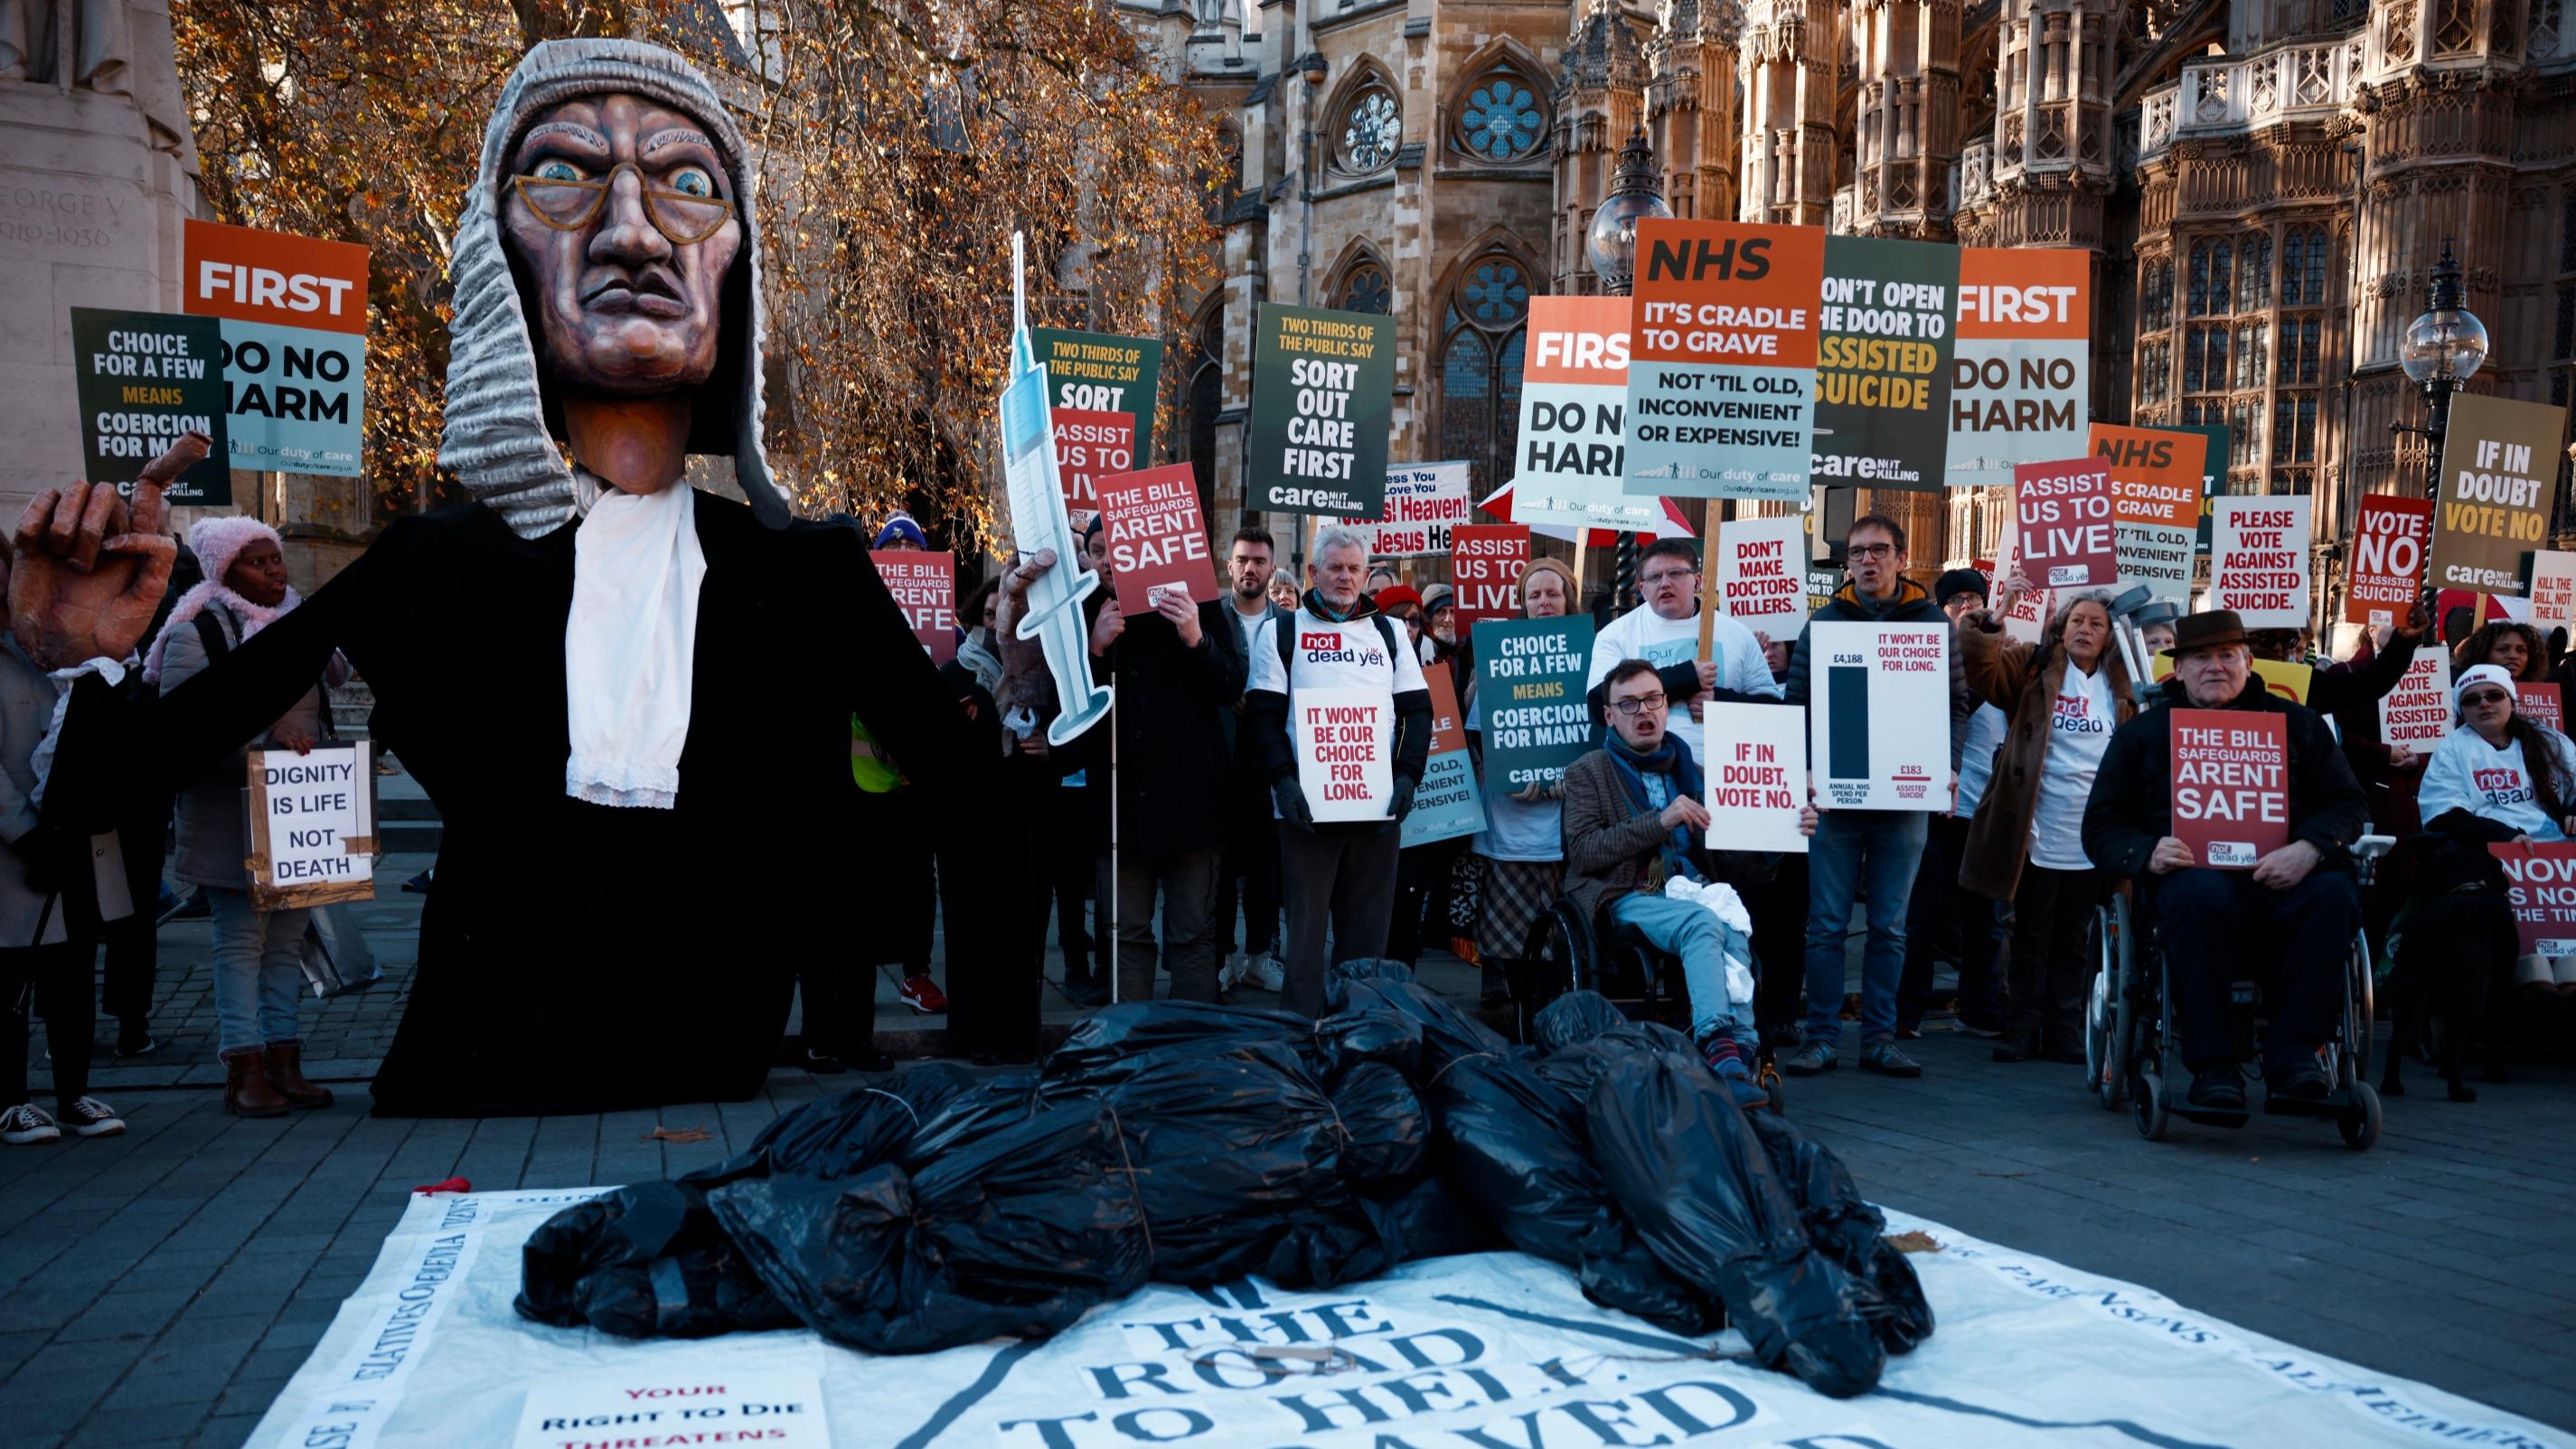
{"left": 1804, "top": 808, "right": 1929, "bottom": 1047}
{"left": 1611, "top": 891, "right": 1748, "bottom": 1043}
{"left": 207, "top": 888, "right": 310, "bottom": 1055}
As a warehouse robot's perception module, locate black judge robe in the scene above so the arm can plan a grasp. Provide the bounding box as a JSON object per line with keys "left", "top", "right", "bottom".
{"left": 48, "top": 494, "right": 994, "bottom": 1116}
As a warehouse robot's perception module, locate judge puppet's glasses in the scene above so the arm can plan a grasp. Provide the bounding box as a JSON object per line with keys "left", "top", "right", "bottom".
{"left": 513, "top": 162, "right": 736, "bottom": 245}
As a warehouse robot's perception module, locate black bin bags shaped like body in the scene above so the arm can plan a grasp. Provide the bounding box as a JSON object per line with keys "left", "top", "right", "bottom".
{"left": 518, "top": 963, "right": 1930, "bottom": 1399}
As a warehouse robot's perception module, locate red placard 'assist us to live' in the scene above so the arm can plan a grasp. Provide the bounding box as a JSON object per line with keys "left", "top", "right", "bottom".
{"left": 1451, "top": 524, "right": 1530, "bottom": 630}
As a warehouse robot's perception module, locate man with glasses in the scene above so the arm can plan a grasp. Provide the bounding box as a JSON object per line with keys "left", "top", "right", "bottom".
{"left": 1779, "top": 515, "right": 1971, "bottom": 1079}
{"left": 2084, "top": 609, "right": 2367, "bottom": 1109}
{"left": 1584, "top": 538, "right": 1783, "bottom": 768}
{"left": 1564, "top": 659, "right": 1814, "bottom": 1105}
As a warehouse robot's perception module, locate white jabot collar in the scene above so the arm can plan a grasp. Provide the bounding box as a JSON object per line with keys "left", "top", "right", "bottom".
{"left": 564, "top": 473, "right": 706, "bottom": 809}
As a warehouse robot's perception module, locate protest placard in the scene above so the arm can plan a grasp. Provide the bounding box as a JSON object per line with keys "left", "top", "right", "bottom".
{"left": 872, "top": 550, "right": 958, "bottom": 665}
{"left": 1703, "top": 701, "right": 1808, "bottom": 853}
{"left": 70, "top": 306, "right": 230, "bottom": 503}
{"left": 183, "top": 219, "right": 368, "bottom": 483}
{"left": 1945, "top": 247, "right": 2089, "bottom": 487}
{"left": 2345, "top": 494, "right": 2433, "bottom": 626}
{"left": 2526, "top": 550, "right": 2576, "bottom": 636}
{"left": 246, "top": 744, "right": 374, "bottom": 911}
{"left": 1050, "top": 409, "right": 1134, "bottom": 516}
{"left": 1095, "top": 464, "right": 1217, "bottom": 614}
{"left": 1248, "top": 304, "right": 1396, "bottom": 516}
{"left": 1716, "top": 514, "right": 1810, "bottom": 633}
{"left": 1402, "top": 668, "right": 1484, "bottom": 849}
{"left": 2520, "top": 682, "right": 2565, "bottom": 734}
{"left": 2150, "top": 652, "right": 2314, "bottom": 705}
{"left": 510, "top": 1369, "right": 831, "bottom": 1449}
{"left": 1475, "top": 615, "right": 1594, "bottom": 795}
{"left": 1295, "top": 687, "right": 1393, "bottom": 823}
{"left": 1354, "top": 461, "right": 1473, "bottom": 557}
{"left": 2011, "top": 457, "right": 2116, "bottom": 588}
{"left": 1811, "top": 236, "right": 1957, "bottom": 492}
{"left": 2169, "top": 709, "right": 2288, "bottom": 870}
{"left": 2430, "top": 393, "right": 2567, "bottom": 595}
{"left": 1991, "top": 515, "right": 2051, "bottom": 644}
{"left": 2172, "top": 421, "right": 2231, "bottom": 560}
{"left": 1807, "top": 620, "right": 1951, "bottom": 810}
{"left": 2487, "top": 842, "right": 2576, "bottom": 956}
{"left": 1030, "top": 326, "right": 1162, "bottom": 458}
{"left": 1451, "top": 524, "right": 1530, "bottom": 630}
{"left": 1807, "top": 569, "right": 1840, "bottom": 614}
{"left": 2377, "top": 646, "right": 2454, "bottom": 748}
{"left": 2210, "top": 496, "right": 2313, "bottom": 627}
{"left": 2091, "top": 422, "right": 2203, "bottom": 603}
{"left": 1514, "top": 296, "right": 1646, "bottom": 529}
{"left": 1623, "top": 219, "right": 1825, "bottom": 502}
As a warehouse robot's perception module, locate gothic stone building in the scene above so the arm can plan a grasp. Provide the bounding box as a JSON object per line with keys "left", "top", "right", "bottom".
{"left": 1133, "top": 0, "right": 2575, "bottom": 608}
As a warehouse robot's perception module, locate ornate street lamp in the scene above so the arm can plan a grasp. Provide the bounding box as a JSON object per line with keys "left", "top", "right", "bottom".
{"left": 2394, "top": 237, "right": 2488, "bottom": 494}
{"left": 1584, "top": 128, "right": 1671, "bottom": 611}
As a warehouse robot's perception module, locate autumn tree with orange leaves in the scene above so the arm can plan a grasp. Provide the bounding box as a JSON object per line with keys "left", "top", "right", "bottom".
{"left": 176, "top": 0, "right": 1225, "bottom": 548}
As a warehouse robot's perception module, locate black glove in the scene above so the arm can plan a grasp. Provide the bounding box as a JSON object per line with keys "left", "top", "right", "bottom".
{"left": 1273, "top": 778, "right": 1314, "bottom": 829}
{"left": 1387, "top": 773, "right": 1418, "bottom": 824}
{"left": 10, "top": 824, "right": 64, "bottom": 899}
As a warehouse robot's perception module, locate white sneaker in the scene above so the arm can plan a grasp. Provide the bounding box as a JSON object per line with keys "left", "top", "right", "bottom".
{"left": 2, "top": 1103, "right": 61, "bottom": 1145}
{"left": 1217, "top": 952, "right": 1246, "bottom": 991}
{"left": 1255, "top": 955, "right": 1286, "bottom": 993}
{"left": 59, "top": 1096, "right": 124, "bottom": 1138}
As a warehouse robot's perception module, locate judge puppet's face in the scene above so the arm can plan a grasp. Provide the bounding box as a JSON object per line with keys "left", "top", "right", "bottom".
{"left": 503, "top": 94, "right": 742, "bottom": 400}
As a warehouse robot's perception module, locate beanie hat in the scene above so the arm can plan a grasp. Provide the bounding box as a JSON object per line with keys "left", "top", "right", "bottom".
{"left": 874, "top": 512, "right": 928, "bottom": 550}
{"left": 1933, "top": 568, "right": 1988, "bottom": 609}
{"left": 142, "top": 515, "right": 295, "bottom": 685}
{"left": 438, "top": 39, "right": 785, "bottom": 537}
{"left": 2455, "top": 663, "right": 2517, "bottom": 706}
{"left": 1519, "top": 556, "right": 1578, "bottom": 608}
{"left": 1420, "top": 583, "right": 1455, "bottom": 616}
{"left": 1374, "top": 585, "right": 1423, "bottom": 614}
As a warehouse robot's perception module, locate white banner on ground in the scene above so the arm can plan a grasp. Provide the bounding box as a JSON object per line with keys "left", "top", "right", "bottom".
{"left": 246, "top": 1190, "right": 2568, "bottom": 1449}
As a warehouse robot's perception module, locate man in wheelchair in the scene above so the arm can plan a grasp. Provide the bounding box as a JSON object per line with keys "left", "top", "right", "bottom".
{"left": 1564, "top": 659, "right": 1815, "bottom": 1107}
{"left": 2082, "top": 610, "right": 2370, "bottom": 1112}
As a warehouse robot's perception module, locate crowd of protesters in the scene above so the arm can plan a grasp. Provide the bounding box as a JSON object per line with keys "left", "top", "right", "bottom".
{"left": 10, "top": 501, "right": 2575, "bottom": 1144}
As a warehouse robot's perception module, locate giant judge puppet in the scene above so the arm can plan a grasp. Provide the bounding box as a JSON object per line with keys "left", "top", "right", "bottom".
{"left": 15, "top": 41, "right": 1013, "bottom": 1115}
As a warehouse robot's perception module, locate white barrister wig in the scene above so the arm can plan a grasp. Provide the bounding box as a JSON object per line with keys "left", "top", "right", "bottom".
{"left": 437, "top": 39, "right": 789, "bottom": 537}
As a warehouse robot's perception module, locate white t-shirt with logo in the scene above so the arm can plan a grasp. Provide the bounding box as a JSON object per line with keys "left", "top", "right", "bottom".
{"left": 1584, "top": 602, "right": 1783, "bottom": 770}
{"left": 2420, "top": 724, "right": 2576, "bottom": 841}
{"left": 2029, "top": 663, "right": 2115, "bottom": 870}
{"left": 1248, "top": 605, "right": 1429, "bottom": 817}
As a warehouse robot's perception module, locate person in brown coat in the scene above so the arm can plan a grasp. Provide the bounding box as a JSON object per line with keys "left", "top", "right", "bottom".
{"left": 1958, "top": 587, "right": 2139, "bottom": 1062}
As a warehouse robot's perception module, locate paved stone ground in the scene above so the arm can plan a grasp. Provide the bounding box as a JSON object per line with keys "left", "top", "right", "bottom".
{"left": 8, "top": 894, "right": 2575, "bottom": 1445}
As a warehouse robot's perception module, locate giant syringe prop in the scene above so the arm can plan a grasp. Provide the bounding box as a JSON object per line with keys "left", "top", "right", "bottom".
{"left": 999, "top": 231, "right": 1114, "bottom": 747}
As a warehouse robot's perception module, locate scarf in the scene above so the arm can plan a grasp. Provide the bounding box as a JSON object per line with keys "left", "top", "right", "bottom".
{"left": 564, "top": 476, "right": 707, "bottom": 809}
{"left": 1603, "top": 732, "right": 1705, "bottom": 888}
{"left": 142, "top": 581, "right": 302, "bottom": 686}
{"left": 956, "top": 626, "right": 1005, "bottom": 696}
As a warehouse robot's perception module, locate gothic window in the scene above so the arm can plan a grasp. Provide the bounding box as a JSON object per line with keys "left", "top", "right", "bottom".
{"left": 1453, "top": 71, "right": 1547, "bottom": 163}
{"left": 2280, "top": 226, "right": 2329, "bottom": 306}
{"left": 2237, "top": 234, "right": 2271, "bottom": 311}
{"left": 2272, "top": 396, "right": 2317, "bottom": 464}
{"left": 2142, "top": 259, "right": 2174, "bottom": 329}
{"left": 2385, "top": 1, "right": 2419, "bottom": 64}
{"left": 2139, "top": 339, "right": 2171, "bottom": 404}
{"left": 2432, "top": 0, "right": 2477, "bottom": 54}
{"left": 1336, "top": 262, "right": 1394, "bottom": 315}
{"left": 1183, "top": 301, "right": 1225, "bottom": 518}
{"left": 2186, "top": 240, "right": 2233, "bottom": 317}
{"left": 2279, "top": 317, "right": 2322, "bottom": 385}
{"left": 1335, "top": 85, "right": 1402, "bottom": 174}
{"left": 2231, "top": 400, "right": 2262, "bottom": 466}
{"left": 1439, "top": 256, "right": 1531, "bottom": 492}
{"left": 2558, "top": 286, "right": 2575, "bottom": 361}
{"left": 2185, "top": 325, "right": 2230, "bottom": 395}
{"left": 2233, "top": 323, "right": 2267, "bottom": 390}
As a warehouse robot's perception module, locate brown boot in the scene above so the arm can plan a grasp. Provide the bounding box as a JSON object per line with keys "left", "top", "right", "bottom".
{"left": 223, "top": 1046, "right": 289, "bottom": 1117}
{"left": 262, "top": 1040, "right": 334, "bottom": 1110}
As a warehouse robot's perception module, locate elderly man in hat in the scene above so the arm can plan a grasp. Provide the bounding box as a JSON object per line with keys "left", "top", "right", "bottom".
{"left": 2082, "top": 610, "right": 2369, "bottom": 1111}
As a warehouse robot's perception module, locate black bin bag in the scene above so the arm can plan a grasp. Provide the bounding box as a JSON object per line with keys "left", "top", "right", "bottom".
{"left": 1585, "top": 1050, "right": 1888, "bottom": 1398}
{"left": 515, "top": 1180, "right": 794, "bottom": 1340}
{"left": 1746, "top": 1111, "right": 1934, "bottom": 1356}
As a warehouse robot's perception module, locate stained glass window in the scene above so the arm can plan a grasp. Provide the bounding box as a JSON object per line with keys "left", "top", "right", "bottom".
{"left": 1338, "top": 263, "right": 1393, "bottom": 315}
{"left": 1454, "top": 73, "right": 1547, "bottom": 161}
{"left": 1440, "top": 257, "right": 1530, "bottom": 491}
{"left": 1339, "top": 88, "right": 1401, "bottom": 174}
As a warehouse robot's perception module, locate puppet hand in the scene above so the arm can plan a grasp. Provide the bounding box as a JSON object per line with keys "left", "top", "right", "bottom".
{"left": 8, "top": 432, "right": 196, "bottom": 671}
{"left": 991, "top": 549, "right": 1055, "bottom": 705}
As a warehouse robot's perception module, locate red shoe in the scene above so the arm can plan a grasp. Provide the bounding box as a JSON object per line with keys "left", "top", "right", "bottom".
{"left": 899, "top": 975, "right": 948, "bottom": 1014}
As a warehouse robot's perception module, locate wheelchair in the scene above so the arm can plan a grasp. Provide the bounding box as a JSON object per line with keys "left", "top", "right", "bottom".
{"left": 1517, "top": 893, "right": 1787, "bottom": 1107}
{"left": 2083, "top": 834, "right": 2393, "bottom": 1150}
